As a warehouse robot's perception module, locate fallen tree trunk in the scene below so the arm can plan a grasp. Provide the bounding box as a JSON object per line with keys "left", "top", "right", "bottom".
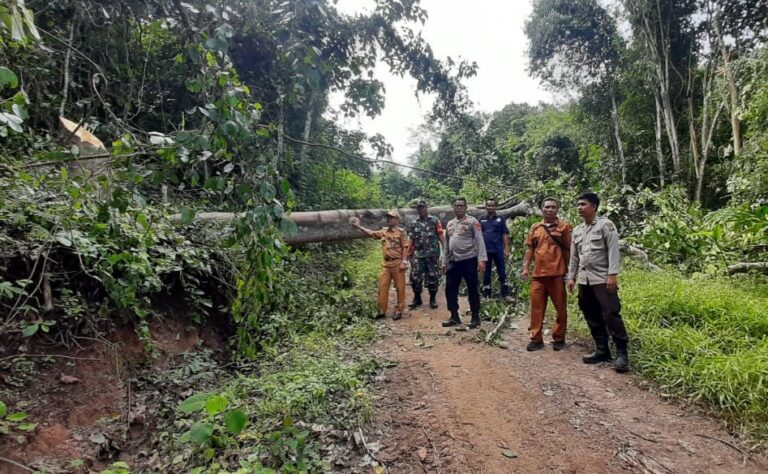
{"left": 619, "top": 242, "right": 661, "bottom": 271}
{"left": 727, "top": 262, "right": 768, "bottom": 275}
{"left": 173, "top": 202, "right": 537, "bottom": 245}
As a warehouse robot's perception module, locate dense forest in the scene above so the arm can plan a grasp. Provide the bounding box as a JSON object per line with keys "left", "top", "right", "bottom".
{"left": 0, "top": 0, "right": 767, "bottom": 472}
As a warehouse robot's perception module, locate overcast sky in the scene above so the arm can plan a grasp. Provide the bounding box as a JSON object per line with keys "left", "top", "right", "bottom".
{"left": 330, "top": 0, "right": 554, "bottom": 164}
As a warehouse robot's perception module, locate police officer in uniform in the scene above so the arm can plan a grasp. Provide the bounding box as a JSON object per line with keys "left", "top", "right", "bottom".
{"left": 406, "top": 199, "right": 445, "bottom": 310}
{"left": 442, "top": 197, "right": 487, "bottom": 329}
{"left": 567, "top": 192, "right": 629, "bottom": 373}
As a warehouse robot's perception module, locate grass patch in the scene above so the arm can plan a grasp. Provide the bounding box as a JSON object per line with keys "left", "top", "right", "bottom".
{"left": 568, "top": 265, "right": 768, "bottom": 439}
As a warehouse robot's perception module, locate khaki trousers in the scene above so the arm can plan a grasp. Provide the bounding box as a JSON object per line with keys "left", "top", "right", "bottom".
{"left": 529, "top": 276, "right": 568, "bottom": 343}
{"left": 378, "top": 263, "right": 406, "bottom": 314}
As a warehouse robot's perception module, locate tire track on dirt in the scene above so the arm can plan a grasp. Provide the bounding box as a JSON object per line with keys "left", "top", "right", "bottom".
{"left": 366, "top": 288, "right": 768, "bottom": 473}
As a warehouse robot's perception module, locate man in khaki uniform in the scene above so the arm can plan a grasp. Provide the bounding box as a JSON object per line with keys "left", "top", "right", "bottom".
{"left": 567, "top": 192, "right": 629, "bottom": 373}
{"left": 352, "top": 211, "right": 409, "bottom": 320}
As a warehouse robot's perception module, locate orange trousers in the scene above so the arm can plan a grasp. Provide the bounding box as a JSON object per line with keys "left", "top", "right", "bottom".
{"left": 378, "top": 263, "right": 406, "bottom": 315}
{"left": 529, "top": 276, "right": 568, "bottom": 343}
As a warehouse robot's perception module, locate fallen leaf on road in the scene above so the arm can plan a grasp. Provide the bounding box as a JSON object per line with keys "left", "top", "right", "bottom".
{"left": 60, "top": 374, "right": 80, "bottom": 384}
{"left": 501, "top": 449, "right": 518, "bottom": 459}
{"left": 416, "top": 447, "right": 428, "bottom": 461}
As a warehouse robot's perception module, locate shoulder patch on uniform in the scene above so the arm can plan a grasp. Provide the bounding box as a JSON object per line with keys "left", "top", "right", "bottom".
{"left": 603, "top": 219, "right": 616, "bottom": 232}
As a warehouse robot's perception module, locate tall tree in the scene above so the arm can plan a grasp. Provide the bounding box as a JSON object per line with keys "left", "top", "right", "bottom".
{"left": 526, "top": 0, "right": 628, "bottom": 183}
{"left": 624, "top": 0, "right": 697, "bottom": 179}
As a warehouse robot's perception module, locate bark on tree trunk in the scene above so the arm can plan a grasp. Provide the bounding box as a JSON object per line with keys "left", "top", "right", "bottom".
{"left": 643, "top": 4, "right": 682, "bottom": 177}
{"left": 713, "top": 7, "right": 742, "bottom": 156}
{"left": 654, "top": 90, "right": 665, "bottom": 187}
{"left": 299, "top": 90, "right": 316, "bottom": 162}
{"left": 277, "top": 97, "right": 285, "bottom": 162}
{"left": 172, "top": 202, "right": 537, "bottom": 245}
{"left": 610, "top": 88, "right": 626, "bottom": 184}
{"left": 727, "top": 262, "right": 768, "bottom": 274}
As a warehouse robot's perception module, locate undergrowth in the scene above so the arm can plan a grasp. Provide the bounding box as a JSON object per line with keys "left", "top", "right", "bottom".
{"left": 568, "top": 264, "right": 768, "bottom": 440}
{"left": 144, "top": 241, "right": 383, "bottom": 473}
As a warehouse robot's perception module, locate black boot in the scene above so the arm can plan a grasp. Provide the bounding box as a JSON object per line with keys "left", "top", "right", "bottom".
{"left": 408, "top": 292, "right": 423, "bottom": 309}
{"left": 614, "top": 346, "right": 629, "bottom": 373}
{"left": 582, "top": 338, "right": 612, "bottom": 364}
{"left": 442, "top": 310, "right": 461, "bottom": 327}
{"left": 429, "top": 290, "right": 438, "bottom": 309}
{"left": 468, "top": 315, "right": 481, "bottom": 329}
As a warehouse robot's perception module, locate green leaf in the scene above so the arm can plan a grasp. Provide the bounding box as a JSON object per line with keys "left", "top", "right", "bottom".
{"left": 178, "top": 393, "right": 208, "bottom": 414}
{"left": 204, "top": 395, "right": 228, "bottom": 415}
{"left": 187, "top": 422, "right": 213, "bottom": 445}
{"left": 6, "top": 412, "right": 27, "bottom": 422}
{"left": 180, "top": 207, "right": 196, "bottom": 225}
{"left": 0, "top": 401, "right": 6, "bottom": 418}
{"left": 501, "top": 449, "right": 518, "bottom": 459}
{"left": 136, "top": 213, "right": 150, "bottom": 230}
{"left": 0, "top": 67, "right": 18, "bottom": 89}
{"left": 17, "top": 422, "right": 37, "bottom": 431}
{"left": 223, "top": 408, "right": 247, "bottom": 435}
{"left": 21, "top": 324, "right": 38, "bottom": 337}
{"left": 185, "top": 79, "right": 202, "bottom": 93}
{"left": 280, "top": 218, "right": 298, "bottom": 235}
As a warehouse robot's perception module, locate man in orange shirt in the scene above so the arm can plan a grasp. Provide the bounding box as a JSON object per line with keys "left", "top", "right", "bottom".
{"left": 351, "top": 211, "right": 410, "bottom": 320}
{"left": 522, "top": 198, "right": 573, "bottom": 351}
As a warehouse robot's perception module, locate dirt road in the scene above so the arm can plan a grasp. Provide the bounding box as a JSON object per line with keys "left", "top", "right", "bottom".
{"left": 365, "top": 289, "right": 768, "bottom": 473}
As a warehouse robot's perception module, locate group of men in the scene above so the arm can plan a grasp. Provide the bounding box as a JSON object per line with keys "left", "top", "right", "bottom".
{"left": 350, "top": 192, "right": 630, "bottom": 373}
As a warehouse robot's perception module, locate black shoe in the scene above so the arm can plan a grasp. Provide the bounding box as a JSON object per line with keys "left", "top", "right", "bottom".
{"left": 614, "top": 347, "right": 629, "bottom": 373}
{"left": 408, "top": 294, "right": 423, "bottom": 309}
{"left": 468, "top": 319, "right": 481, "bottom": 329}
{"left": 393, "top": 313, "right": 402, "bottom": 321}
{"left": 527, "top": 341, "right": 545, "bottom": 351}
{"left": 583, "top": 339, "right": 612, "bottom": 364}
{"left": 442, "top": 318, "right": 460, "bottom": 327}
{"left": 374, "top": 313, "right": 386, "bottom": 320}
{"left": 552, "top": 341, "right": 566, "bottom": 351}
{"left": 429, "top": 291, "right": 438, "bottom": 309}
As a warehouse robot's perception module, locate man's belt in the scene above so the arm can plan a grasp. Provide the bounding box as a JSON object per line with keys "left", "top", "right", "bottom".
{"left": 384, "top": 257, "right": 402, "bottom": 261}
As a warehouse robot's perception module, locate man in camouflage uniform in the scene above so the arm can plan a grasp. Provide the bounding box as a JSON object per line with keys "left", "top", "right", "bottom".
{"left": 406, "top": 200, "right": 445, "bottom": 309}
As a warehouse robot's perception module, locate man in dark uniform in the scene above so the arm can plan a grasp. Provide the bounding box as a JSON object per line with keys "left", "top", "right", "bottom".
{"left": 479, "top": 198, "right": 511, "bottom": 302}
{"left": 406, "top": 200, "right": 445, "bottom": 310}
{"left": 567, "top": 192, "right": 630, "bottom": 373}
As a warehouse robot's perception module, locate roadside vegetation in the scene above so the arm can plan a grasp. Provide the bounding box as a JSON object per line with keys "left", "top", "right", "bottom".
{"left": 566, "top": 265, "right": 768, "bottom": 439}
{"left": 0, "top": 0, "right": 767, "bottom": 470}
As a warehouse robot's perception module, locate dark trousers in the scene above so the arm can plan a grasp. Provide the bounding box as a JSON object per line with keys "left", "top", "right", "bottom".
{"left": 578, "top": 284, "right": 629, "bottom": 348}
{"left": 445, "top": 257, "right": 481, "bottom": 320}
{"left": 482, "top": 252, "right": 509, "bottom": 297}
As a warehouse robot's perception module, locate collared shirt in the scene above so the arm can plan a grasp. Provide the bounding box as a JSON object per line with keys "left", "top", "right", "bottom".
{"left": 445, "top": 216, "right": 487, "bottom": 264}
{"left": 567, "top": 216, "right": 620, "bottom": 285}
{"left": 372, "top": 226, "right": 409, "bottom": 267}
{"left": 479, "top": 214, "right": 509, "bottom": 254}
{"left": 525, "top": 219, "right": 572, "bottom": 277}
{"left": 407, "top": 215, "right": 443, "bottom": 259}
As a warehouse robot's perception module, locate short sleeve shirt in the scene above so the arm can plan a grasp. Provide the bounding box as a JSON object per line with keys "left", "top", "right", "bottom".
{"left": 567, "top": 217, "right": 620, "bottom": 284}
{"left": 407, "top": 216, "right": 443, "bottom": 259}
{"left": 479, "top": 215, "right": 509, "bottom": 254}
{"left": 372, "top": 227, "right": 409, "bottom": 267}
{"left": 525, "top": 220, "right": 572, "bottom": 277}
